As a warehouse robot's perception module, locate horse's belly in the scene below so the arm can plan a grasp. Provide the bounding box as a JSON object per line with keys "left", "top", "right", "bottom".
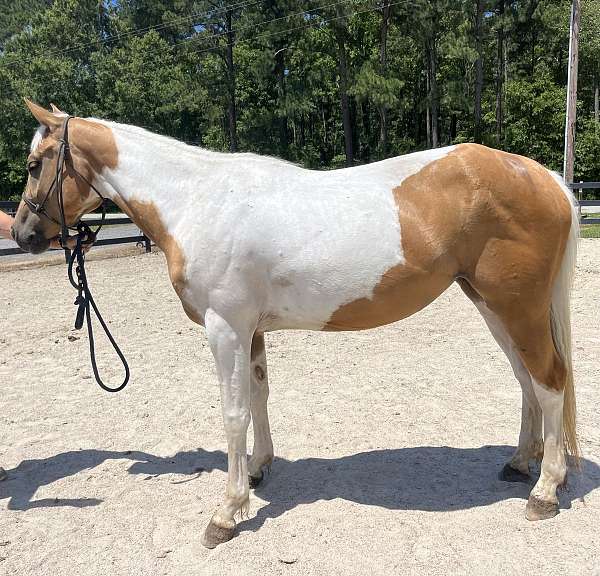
{"left": 262, "top": 262, "right": 454, "bottom": 332}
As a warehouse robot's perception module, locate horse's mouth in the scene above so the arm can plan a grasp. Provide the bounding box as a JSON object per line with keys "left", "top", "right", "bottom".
{"left": 29, "top": 237, "right": 52, "bottom": 254}
{"left": 19, "top": 233, "right": 53, "bottom": 254}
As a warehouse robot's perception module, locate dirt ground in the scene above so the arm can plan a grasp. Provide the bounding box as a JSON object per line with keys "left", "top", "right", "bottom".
{"left": 0, "top": 240, "right": 599, "bottom": 576}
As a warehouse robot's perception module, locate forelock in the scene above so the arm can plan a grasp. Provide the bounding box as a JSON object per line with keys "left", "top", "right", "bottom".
{"left": 30, "top": 125, "right": 47, "bottom": 152}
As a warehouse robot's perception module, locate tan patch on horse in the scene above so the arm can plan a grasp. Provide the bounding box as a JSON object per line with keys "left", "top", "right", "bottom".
{"left": 69, "top": 118, "right": 119, "bottom": 173}
{"left": 113, "top": 198, "right": 202, "bottom": 325}
{"left": 325, "top": 144, "right": 573, "bottom": 392}
{"left": 324, "top": 149, "right": 467, "bottom": 331}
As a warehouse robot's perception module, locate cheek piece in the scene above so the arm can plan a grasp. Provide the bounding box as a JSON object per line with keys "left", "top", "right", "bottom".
{"left": 21, "top": 115, "right": 130, "bottom": 393}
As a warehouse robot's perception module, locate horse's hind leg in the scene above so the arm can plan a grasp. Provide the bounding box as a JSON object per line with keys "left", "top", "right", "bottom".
{"left": 457, "top": 279, "right": 542, "bottom": 481}
{"left": 465, "top": 270, "right": 570, "bottom": 520}
{"left": 248, "top": 332, "right": 274, "bottom": 488}
{"left": 487, "top": 304, "right": 567, "bottom": 519}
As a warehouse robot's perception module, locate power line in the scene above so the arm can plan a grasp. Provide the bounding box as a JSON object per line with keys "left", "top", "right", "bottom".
{"left": 170, "top": 0, "right": 355, "bottom": 54}
{"left": 0, "top": 0, "right": 353, "bottom": 79}
{"left": 0, "top": 0, "right": 262, "bottom": 69}
{"left": 0, "top": 0, "right": 411, "bottom": 95}
{"left": 188, "top": 0, "right": 414, "bottom": 57}
{"left": 2, "top": 0, "right": 361, "bottom": 71}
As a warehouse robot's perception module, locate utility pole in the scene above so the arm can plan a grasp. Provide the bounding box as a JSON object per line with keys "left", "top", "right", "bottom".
{"left": 563, "top": 0, "right": 580, "bottom": 184}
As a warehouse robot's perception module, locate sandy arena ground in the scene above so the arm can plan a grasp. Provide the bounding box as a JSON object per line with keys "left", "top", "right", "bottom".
{"left": 0, "top": 241, "right": 599, "bottom": 576}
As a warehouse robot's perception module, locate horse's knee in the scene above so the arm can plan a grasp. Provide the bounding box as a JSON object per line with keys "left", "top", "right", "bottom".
{"left": 223, "top": 409, "right": 251, "bottom": 437}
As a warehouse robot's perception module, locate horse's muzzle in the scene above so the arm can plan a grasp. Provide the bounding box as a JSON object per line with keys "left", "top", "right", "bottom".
{"left": 12, "top": 222, "right": 51, "bottom": 254}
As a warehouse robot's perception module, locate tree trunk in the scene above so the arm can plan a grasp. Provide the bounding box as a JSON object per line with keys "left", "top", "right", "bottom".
{"left": 450, "top": 113, "right": 457, "bottom": 141}
{"left": 426, "top": 37, "right": 439, "bottom": 148}
{"left": 275, "top": 48, "right": 289, "bottom": 155}
{"left": 496, "top": 0, "right": 505, "bottom": 146}
{"left": 225, "top": 9, "right": 237, "bottom": 152}
{"left": 379, "top": 1, "right": 391, "bottom": 157}
{"left": 526, "top": 0, "right": 540, "bottom": 77}
{"left": 595, "top": 76, "right": 599, "bottom": 124}
{"left": 474, "top": 0, "right": 484, "bottom": 144}
{"left": 413, "top": 66, "right": 421, "bottom": 145}
{"left": 335, "top": 27, "right": 354, "bottom": 165}
{"left": 426, "top": 64, "right": 431, "bottom": 147}
{"left": 361, "top": 100, "right": 371, "bottom": 160}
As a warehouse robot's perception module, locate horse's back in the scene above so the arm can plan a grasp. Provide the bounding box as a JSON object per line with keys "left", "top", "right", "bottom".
{"left": 184, "top": 143, "right": 574, "bottom": 332}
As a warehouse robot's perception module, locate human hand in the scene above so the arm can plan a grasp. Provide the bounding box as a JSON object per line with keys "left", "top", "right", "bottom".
{"left": 0, "top": 210, "right": 15, "bottom": 240}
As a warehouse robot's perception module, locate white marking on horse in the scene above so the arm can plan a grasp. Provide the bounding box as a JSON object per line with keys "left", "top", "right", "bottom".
{"left": 98, "top": 120, "right": 455, "bottom": 330}
{"left": 30, "top": 125, "right": 46, "bottom": 152}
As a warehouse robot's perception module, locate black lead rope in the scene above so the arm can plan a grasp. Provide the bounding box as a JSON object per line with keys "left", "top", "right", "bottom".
{"left": 23, "top": 115, "right": 130, "bottom": 392}
{"left": 67, "top": 222, "right": 130, "bottom": 392}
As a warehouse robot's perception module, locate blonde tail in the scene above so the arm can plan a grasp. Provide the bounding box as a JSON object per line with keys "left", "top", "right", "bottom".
{"left": 549, "top": 172, "right": 580, "bottom": 463}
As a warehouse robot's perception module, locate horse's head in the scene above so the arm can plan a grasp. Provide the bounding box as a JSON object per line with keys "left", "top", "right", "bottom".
{"left": 12, "top": 101, "right": 106, "bottom": 253}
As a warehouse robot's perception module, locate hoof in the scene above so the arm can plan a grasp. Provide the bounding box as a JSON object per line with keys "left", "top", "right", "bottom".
{"left": 525, "top": 495, "right": 558, "bottom": 521}
{"left": 0, "top": 467, "right": 6, "bottom": 482}
{"left": 202, "top": 521, "right": 235, "bottom": 549}
{"left": 499, "top": 463, "right": 530, "bottom": 484}
{"left": 249, "top": 471, "right": 263, "bottom": 489}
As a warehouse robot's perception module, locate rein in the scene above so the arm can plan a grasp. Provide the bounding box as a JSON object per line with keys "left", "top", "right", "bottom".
{"left": 22, "top": 116, "right": 130, "bottom": 393}
{"left": 67, "top": 226, "right": 130, "bottom": 392}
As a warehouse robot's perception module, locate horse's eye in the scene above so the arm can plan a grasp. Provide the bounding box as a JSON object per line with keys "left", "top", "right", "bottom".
{"left": 27, "top": 160, "right": 40, "bottom": 173}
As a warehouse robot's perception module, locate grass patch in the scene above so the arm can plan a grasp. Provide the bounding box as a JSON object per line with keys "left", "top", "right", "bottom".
{"left": 581, "top": 224, "right": 600, "bottom": 238}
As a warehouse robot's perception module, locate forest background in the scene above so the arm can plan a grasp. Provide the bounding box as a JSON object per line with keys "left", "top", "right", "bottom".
{"left": 0, "top": 0, "right": 599, "bottom": 201}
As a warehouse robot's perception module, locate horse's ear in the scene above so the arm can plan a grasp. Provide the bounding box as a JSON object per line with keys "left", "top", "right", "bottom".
{"left": 50, "top": 103, "right": 66, "bottom": 115}
{"left": 24, "top": 99, "right": 63, "bottom": 131}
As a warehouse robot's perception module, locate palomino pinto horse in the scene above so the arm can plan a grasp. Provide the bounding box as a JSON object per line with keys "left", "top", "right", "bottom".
{"left": 12, "top": 102, "right": 579, "bottom": 547}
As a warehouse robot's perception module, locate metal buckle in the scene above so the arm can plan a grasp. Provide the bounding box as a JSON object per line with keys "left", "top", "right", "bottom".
{"left": 22, "top": 196, "right": 41, "bottom": 214}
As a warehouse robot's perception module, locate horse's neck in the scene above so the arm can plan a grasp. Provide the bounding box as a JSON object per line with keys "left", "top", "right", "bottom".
{"left": 101, "top": 124, "right": 218, "bottom": 204}
{"left": 94, "top": 123, "right": 225, "bottom": 241}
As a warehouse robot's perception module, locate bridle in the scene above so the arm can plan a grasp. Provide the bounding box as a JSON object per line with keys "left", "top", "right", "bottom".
{"left": 21, "top": 116, "right": 106, "bottom": 244}
{"left": 22, "top": 115, "right": 130, "bottom": 393}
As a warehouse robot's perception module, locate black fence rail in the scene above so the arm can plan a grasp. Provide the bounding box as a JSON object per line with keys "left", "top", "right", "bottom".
{"left": 2, "top": 182, "right": 599, "bottom": 259}
{"left": 568, "top": 182, "right": 600, "bottom": 225}
{"left": 0, "top": 200, "right": 151, "bottom": 259}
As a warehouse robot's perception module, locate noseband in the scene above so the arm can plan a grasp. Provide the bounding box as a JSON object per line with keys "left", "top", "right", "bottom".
{"left": 22, "top": 116, "right": 129, "bottom": 393}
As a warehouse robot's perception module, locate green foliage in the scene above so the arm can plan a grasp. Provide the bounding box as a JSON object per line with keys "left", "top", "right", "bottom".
{"left": 581, "top": 223, "right": 600, "bottom": 238}
{"left": 575, "top": 119, "right": 600, "bottom": 193}
{"left": 0, "top": 0, "right": 598, "bottom": 200}
{"left": 350, "top": 62, "right": 404, "bottom": 109}
{"left": 503, "top": 72, "right": 566, "bottom": 170}
{"left": 92, "top": 31, "right": 207, "bottom": 140}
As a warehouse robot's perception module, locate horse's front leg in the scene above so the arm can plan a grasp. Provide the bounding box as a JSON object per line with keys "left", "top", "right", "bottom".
{"left": 202, "top": 309, "right": 253, "bottom": 549}
{"left": 248, "top": 332, "right": 274, "bottom": 488}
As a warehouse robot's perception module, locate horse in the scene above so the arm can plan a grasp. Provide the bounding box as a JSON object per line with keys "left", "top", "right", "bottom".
{"left": 12, "top": 101, "right": 579, "bottom": 548}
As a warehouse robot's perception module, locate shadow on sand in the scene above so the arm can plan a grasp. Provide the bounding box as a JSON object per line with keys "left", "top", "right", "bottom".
{"left": 1, "top": 445, "right": 599, "bottom": 531}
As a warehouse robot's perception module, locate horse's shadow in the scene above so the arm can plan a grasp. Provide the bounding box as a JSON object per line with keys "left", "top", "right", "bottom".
{"left": 0, "top": 448, "right": 226, "bottom": 510}
{"left": 2, "top": 445, "right": 599, "bottom": 531}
